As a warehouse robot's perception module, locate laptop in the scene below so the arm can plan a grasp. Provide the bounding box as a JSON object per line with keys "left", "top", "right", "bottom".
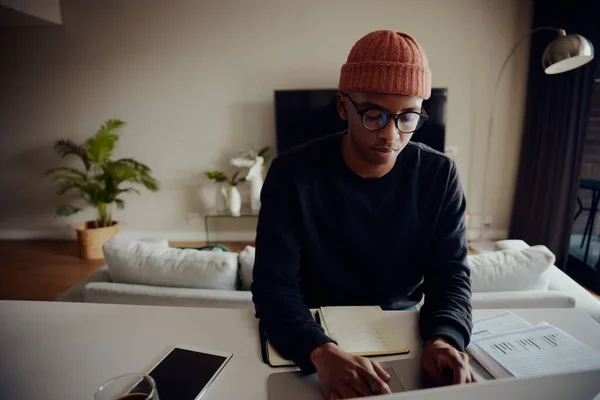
{"left": 267, "top": 358, "right": 444, "bottom": 400}
{"left": 268, "top": 358, "right": 600, "bottom": 400}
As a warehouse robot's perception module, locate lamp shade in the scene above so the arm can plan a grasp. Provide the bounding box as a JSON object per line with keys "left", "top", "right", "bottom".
{"left": 542, "top": 31, "right": 594, "bottom": 74}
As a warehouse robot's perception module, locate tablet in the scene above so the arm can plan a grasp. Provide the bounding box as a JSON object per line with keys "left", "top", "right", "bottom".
{"left": 144, "top": 344, "right": 233, "bottom": 400}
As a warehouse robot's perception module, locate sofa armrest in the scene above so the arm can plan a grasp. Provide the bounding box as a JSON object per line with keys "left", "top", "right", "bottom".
{"left": 544, "top": 266, "right": 600, "bottom": 323}
{"left": 83, "top": 282, "right": 254, "bottom": 309}
{"left": 471, "top": 291, "right": 576, "bottom": 309}
{"left": 56, "top": 265, "right": 111, "bottom": 302}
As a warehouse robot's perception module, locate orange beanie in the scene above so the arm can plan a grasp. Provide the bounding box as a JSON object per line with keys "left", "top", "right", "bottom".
{"left": 339, "top": 30, "right": 432, "bottom": 99}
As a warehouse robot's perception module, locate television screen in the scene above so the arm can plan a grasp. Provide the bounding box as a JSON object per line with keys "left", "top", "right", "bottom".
{"left": 275, "top": 89, "right": 447, "bottom": 154}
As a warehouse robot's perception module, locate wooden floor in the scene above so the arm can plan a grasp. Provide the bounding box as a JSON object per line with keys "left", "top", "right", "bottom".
{"left": 0, "top": 240, "right": 253, "bottom": 301}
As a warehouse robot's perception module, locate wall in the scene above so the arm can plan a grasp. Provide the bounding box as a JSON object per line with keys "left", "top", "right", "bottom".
{"left": 0, "top": 0, "right": 532, "bottom": 241}
{"left": 0, "top": 0, "right": 62, "bottom": 24}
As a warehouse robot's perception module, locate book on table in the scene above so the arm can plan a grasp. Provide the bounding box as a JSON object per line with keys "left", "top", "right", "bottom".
{"left": 260, "top": 306, "right": 410, "bottom": 367}
{"left": 467, "top": 311, "right": 600, "bottom": 379}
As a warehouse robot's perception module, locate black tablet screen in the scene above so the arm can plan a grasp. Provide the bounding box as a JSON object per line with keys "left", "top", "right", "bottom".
{"left": 147, "top": 348, "right": 228, "bottom": 400}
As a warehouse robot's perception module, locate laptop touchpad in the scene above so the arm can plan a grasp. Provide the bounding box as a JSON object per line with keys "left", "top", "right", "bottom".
{"left": 383, "top": 365, "right": 406, "bottom": 393}
{"left": 384, "top": 358, "right": 425, "bottom": 392}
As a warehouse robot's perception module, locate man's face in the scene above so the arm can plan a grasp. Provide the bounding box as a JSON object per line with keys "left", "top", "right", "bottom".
{"left": 337, "top": 91, "right": 424, "bottom": 166}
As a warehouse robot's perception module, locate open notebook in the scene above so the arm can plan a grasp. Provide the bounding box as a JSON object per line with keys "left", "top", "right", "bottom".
{"left": 260, "top": 306, "right": 409, "bottom": 367}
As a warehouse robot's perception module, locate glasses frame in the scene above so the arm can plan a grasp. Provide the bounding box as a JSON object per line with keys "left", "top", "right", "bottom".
{"left": 340, "top": 91, "right": 429, "bottom": 133}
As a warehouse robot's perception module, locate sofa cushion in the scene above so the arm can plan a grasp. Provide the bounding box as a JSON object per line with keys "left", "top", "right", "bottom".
{"left": 239, "top": 245, "right": 255, "bottom": 290}
{"left": 468, "top": 245, "right": 555, "bottom": 292}
{"left": 103, "top": 236, "right": 239, "bottom": 290}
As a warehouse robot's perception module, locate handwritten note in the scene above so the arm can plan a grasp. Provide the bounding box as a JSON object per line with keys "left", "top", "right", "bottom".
{"left": 319, "top": 306, "right": 407, "bottom": 355}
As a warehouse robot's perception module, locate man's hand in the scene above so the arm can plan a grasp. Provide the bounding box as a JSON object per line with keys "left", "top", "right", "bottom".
{"left": 421, "top": 338, "right": 477, "bottom": 386}
{"left": 310, "top": 343, "right": 392, "bottom": 399}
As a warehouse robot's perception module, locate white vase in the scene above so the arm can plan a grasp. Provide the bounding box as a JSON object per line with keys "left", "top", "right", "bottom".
{"left": 197, "top": 184, "right": 218, "bottom": 212}
{"left": 247, "top": 157, "right": 264, "bottom": 213}
{"left": 221, "top": 185, "right": 241, "bottom": 217}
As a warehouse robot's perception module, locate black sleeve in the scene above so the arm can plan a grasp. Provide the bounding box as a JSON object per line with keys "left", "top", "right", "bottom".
{"left": 251, "top": 158, "right": 335, "bottom": 373}
{"left": 419, "top": 162, "right": 473, "bottom": 351}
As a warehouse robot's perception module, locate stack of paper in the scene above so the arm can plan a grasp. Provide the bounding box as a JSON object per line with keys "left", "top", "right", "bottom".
{"left": 468, "top": 312, "right": 600, "bottom": 379}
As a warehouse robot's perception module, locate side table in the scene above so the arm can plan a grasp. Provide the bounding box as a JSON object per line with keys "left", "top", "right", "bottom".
{"left": 204, "top": 207, "right": 259, "bottom": 244}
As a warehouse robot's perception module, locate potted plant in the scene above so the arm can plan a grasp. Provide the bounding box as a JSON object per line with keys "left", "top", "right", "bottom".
{"left": 46, "top": 119, "right": 160, "bottom": 260}
{"left": 204, "top": 171, "right": 245, "bottom": 216}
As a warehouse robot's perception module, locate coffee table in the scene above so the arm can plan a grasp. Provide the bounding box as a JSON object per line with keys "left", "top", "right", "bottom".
{"left": 1, "top": 301, "right": 600, "bottom": 399}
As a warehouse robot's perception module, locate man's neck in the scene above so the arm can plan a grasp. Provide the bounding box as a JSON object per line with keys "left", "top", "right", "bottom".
{"left": 341, "top": 134, "right": 395, "bottom": 178}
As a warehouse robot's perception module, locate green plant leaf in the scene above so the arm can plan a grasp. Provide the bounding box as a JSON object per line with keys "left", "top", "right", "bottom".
{"left": 57, "top": 182, "right": 82, "bottom": 195}
{"left": 140, "top": 175, "right": 160, "bottom": 191}
{"left": 114, "top": 158, "right": 151, "bottom": 174}
{"left": 102, "top": 162, "right": 140, "bottom": 182}
{"left": 45, "top": 166, "right": 87, "bottom": 179}
{"left": 230, "top": 171, "right": 240, "bottom": 185}
{"left": 86, "top": 133, "right": 118, "bottom": 163}
{"left": 54, "top": 204, "right": 83, "bottom": 217}
{"left": 80, "top": 183, "right": 103, "bottom": 206}
{"left": 97, "top": 119, "right": 126, "bottom": 135}
{"left": 86, "top": 119, "right": 125, "bottom": 163}
{"left": 115, "top": 198, "right": 126, "bottom": 209}
{"left": 48, "top": 174, "right": 87, "bottom": 186}
{"left": 205, "top": 171, "right": 228, "bottom": 183}
{"left": 117, "top": 187, "right": 141, "bottom": 195}
{"left": 258, "top": 146, "right": 270, "bottom": 158}
{"left": 52, "top": 139, "right": 91, "bottom": 170}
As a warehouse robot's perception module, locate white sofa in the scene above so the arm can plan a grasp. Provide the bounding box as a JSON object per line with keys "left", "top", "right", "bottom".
{"left": 490, "top": 240, "right": 600, "bottom": 323}
{"left": 57, "top": 239, "right": 600, "bottom": 323}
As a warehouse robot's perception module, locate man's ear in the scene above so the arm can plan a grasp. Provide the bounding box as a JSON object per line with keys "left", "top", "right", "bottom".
{"left": 337, "top": 92, "right": 348, "bottom": 121}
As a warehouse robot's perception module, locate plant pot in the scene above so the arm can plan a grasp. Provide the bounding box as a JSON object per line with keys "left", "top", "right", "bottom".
{"left": 75, "top": 221, "right": 119, "bottom": 260}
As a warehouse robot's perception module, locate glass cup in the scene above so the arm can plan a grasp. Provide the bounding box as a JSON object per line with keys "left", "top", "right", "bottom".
{"left": 94, "top": 373, "right": 158, "bottom": 400}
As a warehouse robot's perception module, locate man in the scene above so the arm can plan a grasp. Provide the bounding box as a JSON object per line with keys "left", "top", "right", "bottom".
{"left": 252, "top": 30, "right": 474, "bottom": 399}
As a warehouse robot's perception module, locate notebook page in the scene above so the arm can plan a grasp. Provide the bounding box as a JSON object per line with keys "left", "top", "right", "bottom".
{"left": 474, "top": 324, "right": 600, "bottom": 378}
{"left": 266, "top": 341, "right": 295, "bottom": 366}
{"left": 265, "top": 309, "right": 321, "bottom": 366}
{"left": 319, "top": 306, "right": 407, "bottom": 354}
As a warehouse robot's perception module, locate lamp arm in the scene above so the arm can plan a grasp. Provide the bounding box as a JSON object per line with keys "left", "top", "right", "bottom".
{"left": 479, "top": 26, "right": 562, "bottom": 240}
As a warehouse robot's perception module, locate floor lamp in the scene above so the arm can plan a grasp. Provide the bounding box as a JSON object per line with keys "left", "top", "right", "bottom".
{"left": 479, "top": 27, "right": 595, "bottom": 240}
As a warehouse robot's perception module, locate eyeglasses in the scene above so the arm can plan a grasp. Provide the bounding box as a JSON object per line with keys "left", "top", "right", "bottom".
{"left": 341, "top": 92, "right": 429, "bottom": 133}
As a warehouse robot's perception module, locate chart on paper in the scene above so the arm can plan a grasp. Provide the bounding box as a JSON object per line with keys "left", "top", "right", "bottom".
{"left": 490, "top": 334, "right": 558, "bottom": 355}
{"left": 475, "top": 324, "right": 600, "bottom": 377}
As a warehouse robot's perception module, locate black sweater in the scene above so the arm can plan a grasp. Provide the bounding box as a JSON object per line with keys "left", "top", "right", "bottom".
{"left": 251, "top": 132, "right": 472, "bottom": 372}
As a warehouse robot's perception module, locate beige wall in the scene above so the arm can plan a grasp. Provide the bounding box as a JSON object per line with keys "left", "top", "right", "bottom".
{"left": 0, "top": 0, "right": 62, "bottom": 24}
{"left": 0, "top": 0, "right": 532, "bottom": 241}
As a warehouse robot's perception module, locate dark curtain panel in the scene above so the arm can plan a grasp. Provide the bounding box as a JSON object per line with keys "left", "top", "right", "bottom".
{"left": 510, "top": 0, "right": 599, "bottom": 269}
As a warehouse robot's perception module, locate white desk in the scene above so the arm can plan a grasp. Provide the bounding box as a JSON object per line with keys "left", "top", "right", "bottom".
{"left": 1, "top": 301, "right": 600, "bottom": 399}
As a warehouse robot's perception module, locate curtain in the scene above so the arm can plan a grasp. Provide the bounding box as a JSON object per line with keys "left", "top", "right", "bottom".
{"left": 509, "top": 0, "right": 599, "bottom": 269}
